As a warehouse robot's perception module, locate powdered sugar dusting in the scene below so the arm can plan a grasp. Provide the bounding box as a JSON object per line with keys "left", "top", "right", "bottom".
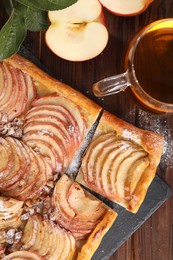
{"left": 132, "top": 110, "right": 173, "bottom": 169}
{"left": 122, "top": 129, "right": 140, "bottom": 142}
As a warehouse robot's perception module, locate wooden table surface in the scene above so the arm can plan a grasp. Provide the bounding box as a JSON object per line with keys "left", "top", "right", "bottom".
{"left": 0, "top": 1, "right": 173, "bottom": 260}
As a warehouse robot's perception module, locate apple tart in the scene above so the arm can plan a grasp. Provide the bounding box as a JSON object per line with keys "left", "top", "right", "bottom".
{"left": 0, "top": 54, "right": 163, "bottom": 258}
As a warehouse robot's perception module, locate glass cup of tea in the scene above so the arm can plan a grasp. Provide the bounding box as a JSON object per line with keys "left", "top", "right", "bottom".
{"left": 93, "top": 18, "right": 173, "bottom": 113}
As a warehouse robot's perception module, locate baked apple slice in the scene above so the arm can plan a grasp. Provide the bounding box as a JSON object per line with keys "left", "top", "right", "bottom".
{"left": 2, "top": 139, "right": 48, "bottom": 201}
{"left": 0, "top": 196, "right": 23, "bottom": 230}
{"left": 0, "top": 60, "right": 36, "bottom": 124}
{"left": 2, "top": 251, "right": 44, "bottom": 260}
{"left": 0, "top": 137, "right": 26, "bottom": 190}
{"left": 0, "top": 137, "right": 13, "bottom": 174}
{"left": 23, "top": 130, "right": 65, "bottom": 174}
{"left": 24, "top": 105, "right": 78, "bottom": 154}
{"left": 0, "top": 63, "right": 14, "bottom": 110}
{"left": 20, "top": 215, "right": 76, "bottom": 259}
{"left": 76, "top": 110, "right": 164, "bottom": 213}
{"left": 51, "top": 175, "right": 117, "bottom": 243}
{"left": 23, "top": 94, "right": 87, "bottom": 174}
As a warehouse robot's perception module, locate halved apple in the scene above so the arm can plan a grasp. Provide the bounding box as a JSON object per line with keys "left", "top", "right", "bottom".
{"left": 99, "top": 0, "right": 154, "bottom": 16}
{"left": 45, "top": 0, "right": 109, "bottom": 61}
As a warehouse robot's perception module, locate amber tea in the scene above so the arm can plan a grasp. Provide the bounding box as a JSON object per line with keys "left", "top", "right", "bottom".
{"left": 93, "top": 19, "right": 173, "bottom": 112}
{"left": 134, "top": 27, "right": 173, "bottom": 104}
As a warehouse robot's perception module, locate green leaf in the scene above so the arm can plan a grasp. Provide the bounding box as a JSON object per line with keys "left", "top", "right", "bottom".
{"left": 16, "top": 0, "right": 78, "bottom": 11}
{"left": 0, "top": 8, "right": 27, "bottom": 60}
{"left": 5, "top": 0, "right": 48, "bottom": 32}
{"left": 24, "top": 8, "right": 48, "bottom": 32}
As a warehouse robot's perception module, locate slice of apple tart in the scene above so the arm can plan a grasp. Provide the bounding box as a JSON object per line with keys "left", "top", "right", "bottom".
{"left": 76, "top": 110, "right": 164, "bottom": 213}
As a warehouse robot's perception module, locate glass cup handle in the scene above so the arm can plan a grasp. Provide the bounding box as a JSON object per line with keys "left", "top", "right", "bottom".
{"left": 92, "top": 71, "right": 130, "bottom": 97}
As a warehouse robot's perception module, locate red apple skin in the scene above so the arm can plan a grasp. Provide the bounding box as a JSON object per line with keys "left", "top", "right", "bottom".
{"left": 99, "top": 0, "right": 154, "bottom": 17}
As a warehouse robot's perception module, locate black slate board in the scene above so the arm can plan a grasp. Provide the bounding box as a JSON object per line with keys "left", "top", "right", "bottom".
{"left": 18, "top": 46, "right": 172, "bottom": 260}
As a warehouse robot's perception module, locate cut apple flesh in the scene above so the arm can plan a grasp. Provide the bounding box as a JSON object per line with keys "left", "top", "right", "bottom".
{"left": 99, "top": 0, "right": 153, "bottom": 16}
{"left": 45, "top": 0, "right": 108, "bottom": 61}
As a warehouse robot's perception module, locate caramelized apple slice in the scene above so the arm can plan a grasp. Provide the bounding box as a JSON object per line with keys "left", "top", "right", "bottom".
{"left": 125, "top": 156, "right": 150, "bottom": 197}
{"left": 1, "top": 64, "right": 20, "bottom": 118}
{"left": 26, "top": 115, "right": 76, "bottom": 151}
{"left": 77, "top": 132, "right": 151, "bottom": 210}
{"left": 52, "top": 175, "right": 113, "bottom": 240}
{"left": 24, "top": 138, "right": 58, "bottom": 173}
{"left": 45, "top": 225, "right": 63, "bottom": 258}
{"left": 0, "top": 196, "right": 23, "bottom": 229}
{"left": 94, "top": 142, "right": 128, "bottom": 196}
{"left": 67, "top": 182, "right": 102, "bottom": 218}
{"left": 23, "top": 73, "right": 37, "bottom": 113}
{"left": 2, "top": 251, "right": 44, "bottom": 260}
{"left": 25, "top": 104, "right": 80, "bottom": 146}
{"left": 37, "top": 220, "right": 53, "bottom": 256}
{"left": 0, "top": 138, "right": 11, "bottom": 172}
{"left": 115, "top": 150, "right": 148, "bottom": 199}
{"left": 0, "top": 137, "right": 24, "bottom": 189}
{"left": 7, "top": 68, "right": 28, "bottom": 121}
{"left": 3, "top": 144, "right": 40, "bottom": 200}
{"left": 23, "top": 131, "right": 65, "bottom": 173}
{"left": 0, "top": 138, "right": 14, "bottom": 182}
{"left": 21, "top": 216, "right": 38, "bottom": 250}
{"left": 24, "top": 121, "right": 71, "bottom": 158}
{"left": 0, "top": 63, "right": 13, "bottom": 108}
{"left": 0, "top": 62, "right": 36, "bottom": 122}
{"left": 81, "top": 133, "right": 118, "bottom": 185}
{"left": 20, "top": 215, "right": 76, "bottom": 260}
{"left": 17, "top": 155, "right": 47, "bottom": 201}
{"left": 31, "top": 94, "right": 86, "bottom": 139}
